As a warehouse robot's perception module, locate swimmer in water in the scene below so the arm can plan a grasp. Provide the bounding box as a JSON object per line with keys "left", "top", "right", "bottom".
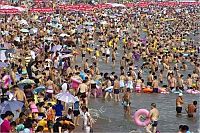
{"left": 122, "top": 88, "right": 131, "bottom": 116}
{"left": 146, "top": 103, "right": 159, "bottom": 133}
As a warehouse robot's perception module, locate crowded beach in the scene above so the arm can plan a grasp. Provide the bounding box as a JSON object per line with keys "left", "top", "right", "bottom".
{"left": 0, "top": 1, "right": 200, "bottom": 133}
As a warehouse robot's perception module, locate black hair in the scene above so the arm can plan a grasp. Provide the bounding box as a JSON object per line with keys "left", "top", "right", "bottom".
{"left": 19, "top": 112, "right": 25, "bottom": 118}
{"left": 5, "top": 111, "right": 14, "bottom": 117}
{"left": 151, "top": 103, "right": 156, "bottom": 108}
{"left": 193, "top": 101, "right": 197, "bottom": 105}
{"left": 36, "top": 126, "right": 44, "bottom": 132}
{"left": 10, "top": 121, "right": 16, "bottom": 127}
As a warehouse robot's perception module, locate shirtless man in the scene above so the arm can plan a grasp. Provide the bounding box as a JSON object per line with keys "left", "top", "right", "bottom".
{"left": 113, "top": 75, "right": 120, "bottom": 102}
{"left": 152, "top": 76, "right": 159, "bottom": 93}
{"left": 177, "top": 75, "right": 184, "bottom": 91}
{"left": 186, "top": 101, "right": 197, "bottom": 118}
{"left": 119, "top": 72, "right": 126, "bottom": 92}
{"left": 186, "top": 74, "right": 193, "bottom": 89}
{"left": 146, "top": 103, "right": 159, "bottom": 133}
{"left": 147, "top": 72, "right": 154, "bottom": 87}
{"left": 168, "top": 73, "right": 176, "bottom": 90}
{"left": 176, "top": 93, "right": 184, "bottom": 115}
{"left": 13, "top": 85, "right": 27, "bottom": 105}
{"left": 78, "top": 80, "right": 88, "bottom": 107}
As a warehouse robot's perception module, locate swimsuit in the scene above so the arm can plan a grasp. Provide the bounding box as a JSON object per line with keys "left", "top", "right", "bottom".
{"left": 120, "top": 80, "right": 125, "bottom": 88}
{"left": 114, "top": 89, "right": 120, "bottom": 94}
{"left": 176, "top": 106, "right": 182, "bottom": 113}
{"left": 126, "top": 80, "right": 133, "bottom": 89}
{"left": 151, "top": 121, "right": 158, "bottom": 127}
{"left": 153, "top": 88, "right": 159, "bottom": 93}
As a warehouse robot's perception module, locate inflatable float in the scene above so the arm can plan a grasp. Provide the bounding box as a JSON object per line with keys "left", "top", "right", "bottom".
{"left": 135, "top": 85, "right": 142, "bottom": 93}
{"left": 186, "top": 89, "right": 200, "bottom": 94}
{"left": 133, "top": 109, "right": 151, "bottom": 127}
{"left": 105, "top": 86, "right": 113, "bottom": 93}
{"left": 143, "top": 87, "right": 153, "bottom": 93}
{"left": 158, "top": 88, "right": 169, "bottom": 94}
{"left": 87, "top": 48, "right": 94, "bottom": 52}
{"left": 71, "top": 78, "right": 82, "bottom": 89}
{"left": 171, "top": 88, "right": 182, "bottom": 94}
{"left": 91, "top": 85, "right": 102, "bottom": 97}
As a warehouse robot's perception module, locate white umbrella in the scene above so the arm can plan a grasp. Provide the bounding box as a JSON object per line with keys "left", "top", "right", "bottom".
{"left": 51, "top": 45, "right": 62, "bottom": 52}
{"left": 14, "top": 37, "right": 20, "bottom": 42}
{"left": 83, "top": 22, "right": 94, "bottom": 26}
{"left": 19, "top": 19, "right": 28, "bottom": 25}
{"left": 100, "top": 21, "right": 108, "bottom": 25}
{"left": 61, "top": 54, "right": 73, "bottom": 59}
{"left": 60, "top": 33, "right": 70, "bottom": 37}
{"left": 106, "top": 3, "right": 126, "bottom": 7}
{"left": 44, "top": 37, "right": 54, "bottom": 41}
{"left": 20, "top": 29, "right": 29, "bottom": 33}
{"left": 55, "top": 92, "right": 76, "bottom": 103}
{"left": 30, "top": 28, "right": 38, "bottom": 34}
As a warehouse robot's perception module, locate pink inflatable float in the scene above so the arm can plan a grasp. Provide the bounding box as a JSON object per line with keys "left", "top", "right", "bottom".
{"left": 135, "top": 85, "right": 142, "bottom": 93}
{"left": 186, "top": 89, "right": 200, "bottom": 94}
{"left": 2, "top": 75, "right": 11, "bottom": 89}
{"left": 133, "top": 109, "right": 151, "bottom": 127}
{"left": 158, "top": 88, "right": 169, "bottom": 94}
{"left": 71, "top": 78, "right": 82, "bottom": 89}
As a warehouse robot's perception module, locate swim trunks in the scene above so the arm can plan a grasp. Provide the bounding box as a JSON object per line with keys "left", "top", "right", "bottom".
{"left": 147, "top": 82, "right": 152, "bottom": 87}
{"left": 153, "top": 88, "right": 158, "bottom": 93}
{"left": 114, "top": 89, "right": 120, "bottom": 94}
{"left": 176, "top": 107, "right": 182, "bottom": 113}
{"left": 151, "top": 121, "right": 158, "bottom": 127}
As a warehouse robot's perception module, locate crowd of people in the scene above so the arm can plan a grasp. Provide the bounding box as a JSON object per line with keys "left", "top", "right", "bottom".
{"left": 0, "top": 1, "right": 199, "bottom": 133}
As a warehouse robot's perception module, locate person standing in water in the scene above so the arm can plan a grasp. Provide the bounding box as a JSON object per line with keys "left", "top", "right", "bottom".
{"left": 113, "top": 75, "right": 120, "bottom": 102}
{"left": 146, "top": 103, "right": 159, "bottom": 133}
{"left": 176, "top": 93, "right": 184, "bottom": 115}
{"left": 122, "top": 88, "right": 131, "bottom": 116}
{"left": 152, "top": 76, "right": 159, "bottom": 93}
{"left": 185, "top": 101, "right": 197, "bottom": 118}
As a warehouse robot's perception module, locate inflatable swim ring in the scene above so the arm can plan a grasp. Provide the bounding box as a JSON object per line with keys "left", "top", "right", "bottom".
{"left": 135, "top": 85, "right": 142, "bottom": 92}
{"left": 105, "top": 86, "right": 113, "bottom": 93}
{"left": 71, "top": 78, "right": 82, "bottom": 89}
{"left": 171, "top": 88, "right": 182, "bottom": 94}
{"left": 73, "top": 51, "right": 79, "bottom": 55}
{"left": 143, "top": 88, "right": 153, "bottom": 93}
{"left": 183, "top": 53, "right": 189, "bottom": 57}
{"left": 133, "top": 109, "right": 151, "bottom": 127}
{"left": 87, "top": 48, "right": 94, "bottom": 52}
{"left": 186, "top": 89, "right": 200, "bottom": 94}
{"left": 158, "top": 88, "right": 169, "bottom": 94}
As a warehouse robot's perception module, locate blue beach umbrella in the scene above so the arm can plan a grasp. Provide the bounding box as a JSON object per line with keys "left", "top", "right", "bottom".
{"left": 0, "top": 100, "right": 24, "bottom": 114}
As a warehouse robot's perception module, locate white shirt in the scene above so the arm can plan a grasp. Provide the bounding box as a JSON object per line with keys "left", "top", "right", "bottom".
{"left": 106, "top": 48, "right": 110, "bottom": 55}
{"left": 83, "top": 112, "right": 91, "bottom": 127}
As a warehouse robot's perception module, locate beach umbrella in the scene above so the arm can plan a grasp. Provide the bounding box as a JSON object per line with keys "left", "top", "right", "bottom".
{"left": 55, "top": 92, "right": 76, "bottom": 103}
{"left": 20, "top": 29, "right": 29, "bottom": 33}
{"left": 51, "top": 45, "right": 62, "bottom": 52}
{"left": 61, "top": 54, "right": 73, "bottom": 59}
{"left": 19, "top": 19, "right": 28, "bottom": 25}
{"left": 17, "top": 79, "right": 35, "bottom": 85}
{"left": 100, "top": 21, "right": 108, "bottom": 25}
{"left": 0, "top": 62, "right": 8, "bottom": 68}
{"left": 33, "top": 86, "right": 46, "bottom": 94}
{"left": 30, "top": 28, "right": 38, "bottom": 34}
{"left": 0, "top": 100, "right": 24, "bottom": 114}
{"left": 60, "top": 33, "right": 70, "bottom": 37}
{"left": 44, "top": 37, "right": 54, "bottom": 41}
{"left": 83, "top": 22, "right": 94, "bottom": 26}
